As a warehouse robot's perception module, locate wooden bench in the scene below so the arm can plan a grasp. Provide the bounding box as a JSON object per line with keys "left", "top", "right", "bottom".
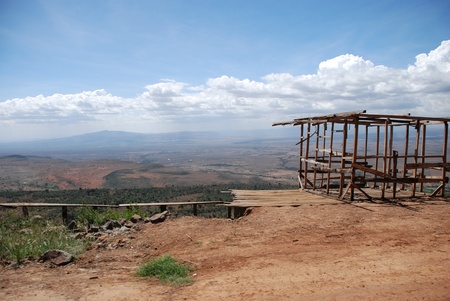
{"left": 0, "top": 201, "right": 224, "bottom": 222}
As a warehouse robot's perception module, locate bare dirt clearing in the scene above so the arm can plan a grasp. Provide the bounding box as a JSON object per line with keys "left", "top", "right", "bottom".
{"left": 1, "top": 202, "right": 449, "bottom": 301}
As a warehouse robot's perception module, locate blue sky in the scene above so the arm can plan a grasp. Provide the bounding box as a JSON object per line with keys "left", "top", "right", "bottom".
{"left": 0, "top": 0, "right": 449, "bottom": 141}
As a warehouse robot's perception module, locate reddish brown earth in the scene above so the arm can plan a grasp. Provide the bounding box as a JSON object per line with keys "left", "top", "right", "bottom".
{"left": 1, "top": 202, "right": 449, "bottom": 301}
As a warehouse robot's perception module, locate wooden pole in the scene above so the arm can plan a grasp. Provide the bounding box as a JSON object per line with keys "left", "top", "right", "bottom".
{"left": 22, "top": 206, "right": 29, "bottom": 218}
{"left": 320, "top": 123, "right": 328, "bottom": 188}
{"left": 402, "top": 125, "right": 410, "bottom": 190}
{"left": 382, "top": 120, "right": 389, "bottom": 199}
{"left": 350, "top": 117, "right": 359, "bottom": 201}
{"left": 304, "top": 123, "right": 311, "bottom": 189}
{"left": 392, "top": 150, "right": 398, "bottom": 199}
{"left": 62, "top": 206, "right": 68, "bottom": 223}
{"left": 388, "top": 124, "right": 394, "bottom": 188}
{"left": 412, "top": 121, "right": 421, "bottom": 197}
{"left": 326, "top": 122, "right": 335, "bottom": 194}
{"left": 420, "top": 123, "right": 427, "bottom": 192}
{"left": 339, "top": 120, "right": 348, "bottom": 197}
{"left": 298, "top": 124, "right": 304, "bottom": 189}
{"left": 373, "top": 125, "right": 380, "bottom": 189}
{"left": 363, "top": 125, "right": 369, "bottom": 178}
{"left": 313, "top": 124, "right": 320, "bottom": 190}
{"left": 442, "top": 122, "right": 448, "bottom": 197}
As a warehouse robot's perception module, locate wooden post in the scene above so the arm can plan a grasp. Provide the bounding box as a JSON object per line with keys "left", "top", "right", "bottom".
{"left": 298, "top": 124, "right": 304, "bottom": 189}
{"left": 402, "top": 125, "right": 410, "bottom": 190}
{"left": 388, "top": 124, "right": 394, "bottom": 178}
{"left": 373, "top": 125, "right": 380, "bottom": 189}
{"left": 350, "top": 117, "right": 359, "bottom": 201}
{"left": 442, "top": 122, "right": 448, "bottom": 197}
{"left": 392, "top": 151, "right": 398, "bottom": 199}
{"left": 420, "top": 123, "right": 427, "bottom": 192}
{"left": 320, "top": 122, "right": 327, "bottom": 188}
{"left": 339, "top": 121, "right": 348, "bottom": 197}
{"left": 326, "top": 122, "right": 335, "bottom": 194}
{"left": 22, "top": 206, "right": 29, "bottom": 218}
{"left": 193, "top": 204, "right": 198, "bottom": 216}
{"left": 313, "top": 124, "right": 320, "bottom": 190}
{"left": 363, "top": 125, "right": 369, "bottom": 178}
{"left": 412, "top": 120, "right": 421, "bottom": 197}
{"left": 381, "top": 120, "right": 389, "bottom": 199}
{"left": 62, "top": 206, "right": 68, "bottom": 223}
{"left": 304, "top": 123, "right": 311, "bottom": 189}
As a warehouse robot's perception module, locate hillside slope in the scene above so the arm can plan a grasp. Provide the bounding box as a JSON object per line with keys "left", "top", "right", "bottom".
{"left": 1, "top": 201, "right": 449, "bottom": 300}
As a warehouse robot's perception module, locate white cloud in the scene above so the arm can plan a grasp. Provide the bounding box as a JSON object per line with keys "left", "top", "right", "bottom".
{"left": 1, "top": 40, "right": 449, "bottom": 141}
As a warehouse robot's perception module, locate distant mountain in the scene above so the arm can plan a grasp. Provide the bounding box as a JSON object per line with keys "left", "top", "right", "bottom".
{"left": 0, "top": 129, "right": 298, "bottom": 157}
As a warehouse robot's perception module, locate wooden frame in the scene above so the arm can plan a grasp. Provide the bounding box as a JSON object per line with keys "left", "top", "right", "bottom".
{"left": 273, "top": 110, "right": 450, "bottom": 201}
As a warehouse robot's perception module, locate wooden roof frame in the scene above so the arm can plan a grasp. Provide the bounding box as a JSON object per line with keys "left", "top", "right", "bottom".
{"left": 273, "top": 110, "right": 450, "bottom": 201}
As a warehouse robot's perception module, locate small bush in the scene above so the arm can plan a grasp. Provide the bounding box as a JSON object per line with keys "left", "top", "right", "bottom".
{"left": 136, "top": 255, "right": 193, "bottom": 285}
{"left": 75, "top": 205, "right": 147, "bottom": 226}
{"left": 0, "top": 212, "right": 87, "bottom": 265}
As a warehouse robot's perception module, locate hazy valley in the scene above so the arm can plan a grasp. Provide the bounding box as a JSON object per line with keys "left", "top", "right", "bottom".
{"left": 0, "top": 129, "right": 300, "bottom": 191}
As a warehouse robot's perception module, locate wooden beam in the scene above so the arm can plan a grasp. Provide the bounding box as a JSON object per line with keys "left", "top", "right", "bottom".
{"left": 352, "top": 163, "right": 390, "bottom": 178}
{"left": 405, "top": 162, "right": 450, "bottom": 169}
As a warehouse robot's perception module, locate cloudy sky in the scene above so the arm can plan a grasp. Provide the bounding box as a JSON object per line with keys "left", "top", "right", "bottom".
{"left": 1, "top": 0, "right": 449, "bottom": 142}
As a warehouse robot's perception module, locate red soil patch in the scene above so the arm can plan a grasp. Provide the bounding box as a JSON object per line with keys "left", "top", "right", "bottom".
{"left": 1, "top": 202, "right": 449, "bottom": 300}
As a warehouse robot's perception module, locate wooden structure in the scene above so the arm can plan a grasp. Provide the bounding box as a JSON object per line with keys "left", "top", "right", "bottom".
{"left": 273, "top": 110, "right": 450, "bottom": 201}
{"left": 0, "top": 201, "right": 223, "bottom": 222}
{"left": 224, "top": 189, "right": 343, "bottom": 218}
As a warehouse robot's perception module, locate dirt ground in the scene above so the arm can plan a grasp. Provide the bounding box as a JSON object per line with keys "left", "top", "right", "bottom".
{"left": 1, "top": 201, "right": 449, "bottom": 301}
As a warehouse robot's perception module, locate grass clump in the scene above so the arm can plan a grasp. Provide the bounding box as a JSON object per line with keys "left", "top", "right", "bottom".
{"left": 0, "top": 212, "right": 87, "bottom": 265}
{"left": 136, "top": 255, "right": 193, "bottom": 285}
{"left": 75, "top": 205, "right": 147, "bottom": 226}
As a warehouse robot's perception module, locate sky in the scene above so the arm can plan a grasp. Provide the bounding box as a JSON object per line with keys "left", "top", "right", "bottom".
{"left": 0, "top": 0, "right": 449, "bottom": 142}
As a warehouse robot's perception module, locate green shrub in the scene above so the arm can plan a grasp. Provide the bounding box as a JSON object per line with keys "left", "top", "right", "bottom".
{"left": 136, "top": 255, "right": 193, "bottom": 285}
{"left": 0, "top": 212, "right": 87, "bottom": 265}
{"left": 74, "top": 205, "right": 148, "bottom": 226}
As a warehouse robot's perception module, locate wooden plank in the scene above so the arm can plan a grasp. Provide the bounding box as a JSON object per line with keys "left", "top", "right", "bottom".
{"left": 301, "top": 158, "right": 329, "bottom": 166}
{"left": 404, "top": 162, "right": 450, "bottom": 169}
{"left": 0, "top": 201, "right": 223, "bottom": 208}
{"left": 0, "top": 203, "right": 117, "bottom": 207}
{"left": 228, "top": 190, "right": 343, "bottom": 208}
{"left": 118, "top": 201, "right": 223, "bottom": 207}
{"left": 352, "top": 163, "right": 390, "bottom": 178}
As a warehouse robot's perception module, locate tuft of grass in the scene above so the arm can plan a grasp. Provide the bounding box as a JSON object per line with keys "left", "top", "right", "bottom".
{"left": 0, "top": 212, "right": 87, "bottom": 265}
{"left": 136, "top": 255, "right": 193, "bottom": 285}
{"left": 75, "top": 205, "right": 147, "bottom": 226}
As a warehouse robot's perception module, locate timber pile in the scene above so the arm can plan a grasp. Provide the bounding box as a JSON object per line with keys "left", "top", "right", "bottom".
{"left": 226, "top": 189, "right": 343, "bottom": 208}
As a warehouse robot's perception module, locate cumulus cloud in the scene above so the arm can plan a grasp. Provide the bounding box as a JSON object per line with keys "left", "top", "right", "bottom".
{"left": 1, "top": 40, "right": 449, "bottom": 140}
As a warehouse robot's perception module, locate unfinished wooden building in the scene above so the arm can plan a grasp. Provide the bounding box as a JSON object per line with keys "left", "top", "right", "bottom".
{"left": 273, "top": 110, "right": 450, "bottom": 201}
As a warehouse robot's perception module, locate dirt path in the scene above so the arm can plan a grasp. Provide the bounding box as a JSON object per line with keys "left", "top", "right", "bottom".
{"left": 1, "top": 202, "right": 449, "bottom": 300}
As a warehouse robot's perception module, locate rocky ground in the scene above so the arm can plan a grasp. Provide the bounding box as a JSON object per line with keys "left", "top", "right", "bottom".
{"left": 1, "top": 200, "right": 449, "bottom": 301}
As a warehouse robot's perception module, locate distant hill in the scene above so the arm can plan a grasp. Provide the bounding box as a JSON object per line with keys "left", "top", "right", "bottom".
{"left": 0, "top": 129, "right": 298, "bottom": 158}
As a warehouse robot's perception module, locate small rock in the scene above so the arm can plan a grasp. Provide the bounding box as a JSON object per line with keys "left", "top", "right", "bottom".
{"left": 75, "top": 232, "right": 86, "bottom": 239}
{"left": 143, "top": 217, "right": 152, "bottom": 223}
{"left": 103, "top": 220, "right": 121, "bottom": 230}
{"left": 130, "top": 214, "right": 142, "bottom": 223}
{"left": 40, "top": 250, "right": 73, "bottom": 266}
{"left": 98, "top": 234, "right": 109, "bottom": 242}
{"left": 87, "top": 225, "right": 99, "bottom": 233}
{"left": 67, "top": 220, "right": 78, "bottom": 230}
{"left": 116, "top": 226, "right": 131, "bottom": 233}
{"left": 150, "top": 211, "right": 169, "bottom": 224}
{"left": 124, "top": 221, "right": 134, "bottom": 228}
{"left": 31, "top": 215, "right": 44, "bottom": 221}
{"left": 118, "top": 218, "right": 127, "bottom": 226}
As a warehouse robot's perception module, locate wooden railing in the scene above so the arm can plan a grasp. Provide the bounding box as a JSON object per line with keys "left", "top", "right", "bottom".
{"left": 0, "top": 201, "right": 224, "bottom": 222}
